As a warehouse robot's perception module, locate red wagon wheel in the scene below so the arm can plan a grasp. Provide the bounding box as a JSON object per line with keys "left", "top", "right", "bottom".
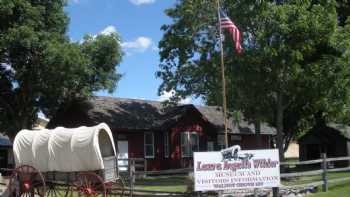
{"left": 8, "top": 165, "right": 46, "bottom": 197}
{"left": 74, "top": 172, "right": 106, "bottom": 197}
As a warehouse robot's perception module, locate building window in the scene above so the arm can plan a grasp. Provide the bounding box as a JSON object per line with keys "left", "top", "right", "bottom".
{"left": 144, "top": 132, "right": 154, "bottom": 158}
{"left": 207, "top": 141, "right": 214, "bottom": 151}
{"left": 181, "top": 132, "right": 199, "bottom": 158}
{"left": 217, "top": 134, "right": 225, "bottom": 150}
{"left": 164, "top": 132, "right": 169, "bottom": 158}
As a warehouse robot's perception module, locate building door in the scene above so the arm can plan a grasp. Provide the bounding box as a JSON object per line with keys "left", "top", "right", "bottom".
{"left": 117, "top": 141, "right": 128, "bottom": 171}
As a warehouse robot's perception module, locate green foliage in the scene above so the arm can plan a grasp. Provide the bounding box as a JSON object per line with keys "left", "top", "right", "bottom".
{"left": 0, "top": 0, "right": 123, "bottom": 138}
{"left": 157, "top": 0, "right": 350, "bottom": 154}
{"left": 336, "top": 0, "right": 350, "bottom": 26}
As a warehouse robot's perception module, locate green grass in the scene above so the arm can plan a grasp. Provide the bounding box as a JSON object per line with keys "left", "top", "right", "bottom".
{"left": 309, "top": 181, "right": 350, "bottom": 196}
{"left": 282, "top": 171, "right": 350, "bottom": 186}
{"left": 134, "top": 176, "right": 189, "bottom": 192}
{"left": 132, "top": 171, "right": 350, "bottom": 193}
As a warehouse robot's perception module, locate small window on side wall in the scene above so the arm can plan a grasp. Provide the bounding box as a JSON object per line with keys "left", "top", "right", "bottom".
{"left": 164, "top": 132, "right": 169, "bottom": 158}
{"left": 144, "top": 132, "right": 154, "bottom": 158}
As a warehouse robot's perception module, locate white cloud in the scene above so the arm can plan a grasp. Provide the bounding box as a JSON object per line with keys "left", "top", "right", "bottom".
{"left": 79, "top": 25, "right": 118, "bottom": 43}
{"left": 159, "top": 90, "right": 192, "bottom": 104}
{"left": 121, "top": 37, "right": 153, "bottom": 52}
{"left": 129, "top": 0, "right": 156, "bottom": 5}
{"left": 79, "top": 25, "right": 118, "bottom": 44}
{"left": 100, "top": 25, "right": 117, "bottom": 36}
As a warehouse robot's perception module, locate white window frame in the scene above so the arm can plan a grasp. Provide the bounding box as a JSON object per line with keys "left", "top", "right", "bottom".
{"left": 181, "top": 132, "right": 199, "bottom": 158}
{"left": 144, "top": 132, "right": 154, "bottom": 158}
{"left": 207, "top": 141, "right": 214, "bottom": 151}
{"left": 164, "top": 132, "right": 169, "bottom": 158}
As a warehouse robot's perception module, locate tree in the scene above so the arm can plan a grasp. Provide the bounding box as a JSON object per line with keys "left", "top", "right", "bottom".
{"left": 0, "top": 0, "right": 123, "bottom": 139}
{"left": 336, "top": 0, "right": 350, "bottom": 26}
{"left": 157, "top": 0, "right": 350, "bottom": 160}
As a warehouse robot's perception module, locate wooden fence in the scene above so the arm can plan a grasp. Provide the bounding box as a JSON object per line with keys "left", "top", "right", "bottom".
{"left": 0, "top": 156, "right": 349, "bottom": 197}
{"left": 121, "top": 154, "right": 350, "bottom": 196}
{"left": 279, "top": 153, "right": 350, "bottom": 192}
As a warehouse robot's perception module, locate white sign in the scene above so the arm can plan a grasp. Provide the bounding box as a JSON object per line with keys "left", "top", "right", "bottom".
{"left": 194, "top": 146, "right": 280, "bottom": 191}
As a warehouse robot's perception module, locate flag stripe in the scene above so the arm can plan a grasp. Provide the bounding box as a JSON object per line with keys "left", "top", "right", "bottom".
{"left": 219, "top": 10, "right": 242, "bottom": 53}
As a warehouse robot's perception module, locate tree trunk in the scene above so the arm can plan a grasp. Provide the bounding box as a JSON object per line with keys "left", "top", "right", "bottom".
{"left": 276, "top": 92, "right": 285, "bottom": 162}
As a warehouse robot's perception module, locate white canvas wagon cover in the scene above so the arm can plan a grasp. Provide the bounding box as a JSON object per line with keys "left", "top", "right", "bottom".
{"left": 13, "top": 123, "right": 116, "bottom": 172}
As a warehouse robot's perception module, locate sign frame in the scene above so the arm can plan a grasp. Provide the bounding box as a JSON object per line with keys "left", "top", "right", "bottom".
{"left": 194, "top": 146, "right": 280, "bottom": 191}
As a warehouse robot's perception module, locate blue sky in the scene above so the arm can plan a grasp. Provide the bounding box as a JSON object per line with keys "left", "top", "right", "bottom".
{"left": 66, "top": 0, "right": 198, "bottom": 104}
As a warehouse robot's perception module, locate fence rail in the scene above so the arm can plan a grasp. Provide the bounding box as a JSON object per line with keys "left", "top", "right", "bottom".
{"left": 122, "top": 155, "right": 350, "bottom": 197}
{"left": 280, "top": 159, "right": 323, "bottom": 165}
{"left": 279, "top": 154, "right": 350, "bottom": 193}
{"left": 0, "top": 156, "right": 349, "bottom": 197}
{"left": 280, "top": 169, "right": 323, "bottom": 178}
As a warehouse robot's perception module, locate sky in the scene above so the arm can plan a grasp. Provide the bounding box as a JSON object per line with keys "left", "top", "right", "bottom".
{"left": 65, "top": 0, "right": 200, "bottom": 104}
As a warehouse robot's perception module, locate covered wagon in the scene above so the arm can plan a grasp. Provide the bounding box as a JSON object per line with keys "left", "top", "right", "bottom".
{"left": 8, "top": 123, "right": 124, "bottom": 197}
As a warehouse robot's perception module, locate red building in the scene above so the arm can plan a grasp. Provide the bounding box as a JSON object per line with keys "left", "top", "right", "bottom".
{"left": 48, "top": 96, "right": 276, "bottom": 171}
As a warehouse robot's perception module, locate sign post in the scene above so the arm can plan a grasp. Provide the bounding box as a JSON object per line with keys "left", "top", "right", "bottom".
{"left": 194, "top": 146, "right": 280, "bottom": 194}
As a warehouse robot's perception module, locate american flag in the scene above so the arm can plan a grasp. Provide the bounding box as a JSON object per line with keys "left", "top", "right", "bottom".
{"left": 220, "top": 10, "right": 242, "bottom": 53}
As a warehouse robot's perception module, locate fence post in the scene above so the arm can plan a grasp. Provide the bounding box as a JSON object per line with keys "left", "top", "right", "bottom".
{"left": 144, "top": 159, "right": 147, "bottom": 178}
{"left": 218, "top": 190, "right": 223, "bottom": 197}
{"left": 272, "top": 187, "right": 279, "bottom": 197}
{"left": 129, "top": 159, "right": 135, "bottom": 197}
{"left": 321, "top": 153, "right": 328, "bottom": 192}
{"left": 254, "top": 188, "right": 258, "bottom": 197}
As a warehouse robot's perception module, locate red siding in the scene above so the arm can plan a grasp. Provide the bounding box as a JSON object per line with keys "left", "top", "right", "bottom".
{"left": 166, "top": 113, "right": 216, "bottom": 169}
{"left": 112, "top": 125, "right": 271, "bottom": 171}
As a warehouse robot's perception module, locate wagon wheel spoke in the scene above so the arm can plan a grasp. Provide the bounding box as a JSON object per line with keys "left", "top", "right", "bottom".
{"left": 84, "top": 176, "right": 91, "bottom": 190}
{"left": 47, "top": 187, "right": 57, "bottom": 197}
{"left": 75, "top": 172, "right": 106, "bottom": 197}
{"left": 45, "top": 184, "right": 59, "bottom": 197}
{"left": 46, "top": 187, "right": 52, "bottom": 197}
{"left": 8, "top": 165, "right": 46, "bottom": 197}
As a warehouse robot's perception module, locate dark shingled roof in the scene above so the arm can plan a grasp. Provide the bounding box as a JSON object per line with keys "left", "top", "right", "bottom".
{"left": 196, "top": 105, "right": 276, "bottom": 135}
{"left": 327, "top": 123, "right": 350, "bottom": 140}
{"left": 299, "top": 123, "right": 350, "bottom": 145}
{"left": 48, "top": 96, "right": 276, "bottom": 135}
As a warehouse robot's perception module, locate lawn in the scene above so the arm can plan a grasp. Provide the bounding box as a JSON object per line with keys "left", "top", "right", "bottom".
{"left": 282, "top": 171, "right": 350, "bottom": 186}
{"left": 132, "top": 171, "right": 350, "bottom": 194}
{"left": 134, "top": 175, "right": 189, "bottom": 192}
{"left": 309, "top": 181, "right": 350, "bottom": 197}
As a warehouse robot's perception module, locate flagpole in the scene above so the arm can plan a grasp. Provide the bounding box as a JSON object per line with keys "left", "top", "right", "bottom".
{"left": 216, "top": 0, "right": 229, "bottom": 148}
